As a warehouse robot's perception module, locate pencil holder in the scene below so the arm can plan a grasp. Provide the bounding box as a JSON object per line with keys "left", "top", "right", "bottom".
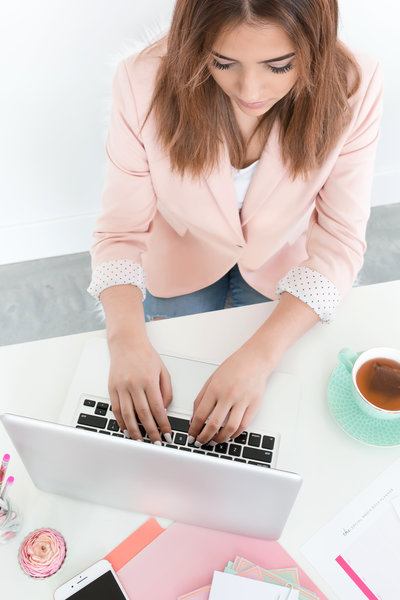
{"left": 0, "top": 497, "right": 22, "bottom": 544}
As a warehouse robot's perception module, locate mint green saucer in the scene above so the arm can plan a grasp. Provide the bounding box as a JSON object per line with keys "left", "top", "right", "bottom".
{"left": 328, "top": 362, "right": 400, "bottom": 446}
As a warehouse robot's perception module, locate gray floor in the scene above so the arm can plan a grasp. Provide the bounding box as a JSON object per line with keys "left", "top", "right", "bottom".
{"left": 1, "top": 203, "right": 399, "bottom": 346}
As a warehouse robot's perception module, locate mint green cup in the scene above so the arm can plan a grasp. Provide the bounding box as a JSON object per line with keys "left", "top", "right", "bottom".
{"left": 338, "top": 347, "right": 400, "bottom": 420}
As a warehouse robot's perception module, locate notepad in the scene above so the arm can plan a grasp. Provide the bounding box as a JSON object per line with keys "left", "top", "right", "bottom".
{"left": 208, "top": 571, "right": 300, "bottom": 600}
{"left": 302, "top": 456, "right": 400, "bottom": 600}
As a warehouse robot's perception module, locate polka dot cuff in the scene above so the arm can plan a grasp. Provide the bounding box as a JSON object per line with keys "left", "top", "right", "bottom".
{"left": 276, "top": 266, "right": 341, "bottom": 323}
{"left": 87, "top": 259, "right": 146, "bottom": 301}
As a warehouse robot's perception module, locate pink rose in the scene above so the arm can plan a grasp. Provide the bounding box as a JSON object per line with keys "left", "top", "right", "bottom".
{"left": 19, "top": 528, "right": 66, "bottom": 578}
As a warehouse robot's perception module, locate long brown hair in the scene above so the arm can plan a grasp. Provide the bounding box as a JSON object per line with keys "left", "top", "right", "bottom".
{"left": 145, "top": 0, "right": 360, "bottom": 179}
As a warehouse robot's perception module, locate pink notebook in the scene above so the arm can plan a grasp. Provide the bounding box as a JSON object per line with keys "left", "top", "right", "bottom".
{"left": 107, "top": 520, "right": 328, "bottom": 600}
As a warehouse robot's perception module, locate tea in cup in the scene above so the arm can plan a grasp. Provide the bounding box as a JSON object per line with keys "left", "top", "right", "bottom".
{"left": 338, "top": 347, "right": 400, "bottom": 420}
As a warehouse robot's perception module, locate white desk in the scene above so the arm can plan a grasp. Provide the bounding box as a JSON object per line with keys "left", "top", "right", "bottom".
{"left": 1, "top": 280, "right": 400, "bottom": 599}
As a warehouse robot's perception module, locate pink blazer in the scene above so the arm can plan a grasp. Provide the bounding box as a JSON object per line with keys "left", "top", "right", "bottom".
{"left": 91, "top": 47, "right": 383, "bottom": 300}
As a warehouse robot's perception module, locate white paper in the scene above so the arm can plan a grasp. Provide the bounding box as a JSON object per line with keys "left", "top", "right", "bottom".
{"left": 208, "top": 571, "right": 299, "bottom": 600}
{"left": 302, "top": 456, "right": 400, "bottom": 600}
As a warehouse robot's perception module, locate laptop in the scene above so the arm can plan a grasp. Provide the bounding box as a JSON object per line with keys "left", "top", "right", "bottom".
{"left": 1, "top": 337, "right": 302, "bottom": 539}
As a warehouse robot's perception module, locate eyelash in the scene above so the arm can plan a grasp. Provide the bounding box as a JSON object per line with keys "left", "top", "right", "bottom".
{"left": 212, "top": 59, "right": 294, "bottom": 74}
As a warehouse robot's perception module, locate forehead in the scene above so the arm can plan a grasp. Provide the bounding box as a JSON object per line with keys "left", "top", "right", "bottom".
{"left": 212, "top": 22, "right": 294, "bottom": 61}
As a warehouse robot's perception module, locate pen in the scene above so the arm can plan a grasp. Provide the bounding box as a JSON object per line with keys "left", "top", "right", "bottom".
{"left": 0, "top": 454, "right": 10, "bottom": 493}
{"left": 0, "top": 476, "right": 14, "bottom": 501}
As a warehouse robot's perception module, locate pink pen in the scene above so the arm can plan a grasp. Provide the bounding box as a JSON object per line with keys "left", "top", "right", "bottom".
{"left": 0, "top": 476, "right": 14, "bottom": 501}
{"left": 0, "top": 454, "right": 10, "bottom": 493}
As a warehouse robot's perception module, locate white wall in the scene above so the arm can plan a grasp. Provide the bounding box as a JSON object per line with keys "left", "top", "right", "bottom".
{"left": 1, "top": 0, "right": 399, "bottom": 265}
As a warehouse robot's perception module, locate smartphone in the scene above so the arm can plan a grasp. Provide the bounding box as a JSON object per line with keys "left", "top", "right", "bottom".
{"left": 54, "top": 559, "right": 130, "bottom": 599}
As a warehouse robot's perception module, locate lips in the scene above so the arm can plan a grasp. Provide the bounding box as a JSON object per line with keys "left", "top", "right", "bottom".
{"left": 237, "top": 98, "right": 270, "bottom": 109}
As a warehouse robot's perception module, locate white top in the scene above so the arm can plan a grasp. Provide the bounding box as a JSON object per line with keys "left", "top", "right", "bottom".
{"left": 87, "top": 162, "right": 341, "bottom": 322}
{"left": 232, "top": 160, "right": 260, "bottom": 211}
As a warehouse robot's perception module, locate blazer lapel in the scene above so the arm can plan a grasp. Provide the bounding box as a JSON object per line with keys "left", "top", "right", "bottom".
{"left": 240, "top": 121, "right": 288, "bottom": 226}
{"left": 203, "top": 144, "right": 245, "bottom": 242}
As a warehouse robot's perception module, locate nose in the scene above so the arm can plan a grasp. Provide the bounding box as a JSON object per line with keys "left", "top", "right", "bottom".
{"left": 237, "top": 68, "right": 265, "bottom": 102}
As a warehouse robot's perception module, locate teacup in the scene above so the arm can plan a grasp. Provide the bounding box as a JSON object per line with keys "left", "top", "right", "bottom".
{"left": 338, "top": 347, "right": 400, "bottom": 420}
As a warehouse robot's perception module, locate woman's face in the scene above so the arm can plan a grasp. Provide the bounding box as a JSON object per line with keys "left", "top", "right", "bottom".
{"left": 209, "top": 21, "right": 297, "bottom": 119}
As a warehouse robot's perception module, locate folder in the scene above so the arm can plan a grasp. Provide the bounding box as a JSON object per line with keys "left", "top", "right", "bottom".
{"left": 105, "top": 520, "right": 328, "bottom": 600}
{"left": 105, "top": 518, "right": 164, "bottom": 571}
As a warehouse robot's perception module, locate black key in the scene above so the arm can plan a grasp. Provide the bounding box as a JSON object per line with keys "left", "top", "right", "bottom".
{"left": 215, "top": 442, "right": 228, "bottom": 454}
{"left": 78, "top": 413, "right": 107, "bottom": 429}
{"left": 76, "top": 425, "right": 96, "bottom": 432}
{"left": 248, "top": 433, "right": 261, "bottom": 447}
{"left": 166, "top": 444, "right": 178, "bottom": 449}
{"left": 168, "top": 416, "right": 190, "bottom": 433}
{"left": 174, "top": 433, "right": 187, "bottom": 446}
{"left": 143, "top": 438, "right": 151, "bottom": 443}
{"left": 107, "top": 420, "right": 119, "bottom": 432}
{"left": 234, "top": 432, "right": 248, "bottom": 444}
{"left": 83, "top": 399, "right": 95, "bottom": 407}
{"left": 243, "top": 447, "right": 272, "bottom": 463}
{"left": 206, "top": 452, "right": 219, "bottom": 457}
{"left": 99, "top": 430, "right": 111, "bottom": 435}
{"left": 234, "top": 458, "right": 246, "bottom": 463}
{"left": 249, "top": 461, "right": 270, "bottom": 468}
{"left": 201, "top": 443, "right": 214, "bottom": 451}
{"left": 138, "top": 424, "right": 146, "bottom": 437}
{"left": 109, "top": 405, "right": 113, "bottom": 412}
{"left": 179, "top": 447, "right": 192, "bottom": 452}
{"left": 95, "top": 407, "right": 107, "bottom": 416}
{"left": 112, "top": 433, "right": 124, "bottom": 438}
{"left": 220, "top": 455, "right": 233, "bottom": 460}
{"left": 97, "top": 402, "right": 109, "bottom": 410}
{"left": 193, "top": 449, "right": 206, "bottom": 454}
{"left": 228, "top": 444, "right": 242, "bottom": 457}
{"left": 262, "top": 435, "right": 275, "bottom": 450}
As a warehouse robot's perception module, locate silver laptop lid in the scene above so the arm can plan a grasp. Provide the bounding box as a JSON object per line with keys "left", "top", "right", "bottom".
{"left": 1, "top": 413, "right": 302, "bottom": 540}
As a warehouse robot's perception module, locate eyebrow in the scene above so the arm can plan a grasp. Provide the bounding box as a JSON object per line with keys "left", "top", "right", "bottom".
{"left": 212, "top": 51, "right": 295, "bottom": 63}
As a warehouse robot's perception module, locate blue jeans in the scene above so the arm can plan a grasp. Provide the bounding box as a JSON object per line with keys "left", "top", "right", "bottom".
{"left": 143, "top": 264, "right": 271, "bottom": 321}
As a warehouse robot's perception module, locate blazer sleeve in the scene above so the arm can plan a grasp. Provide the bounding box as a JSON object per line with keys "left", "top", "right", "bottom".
{"left": 88, "top": 58, "right": 156, "bottom": 299}
{"left": 277, "top": 60, "right": 384, "bottom": 322}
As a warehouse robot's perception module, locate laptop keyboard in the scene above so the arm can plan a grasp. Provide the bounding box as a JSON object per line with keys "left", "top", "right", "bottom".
{"left": 75, "top": 397, "right": 277, "bottom": 468}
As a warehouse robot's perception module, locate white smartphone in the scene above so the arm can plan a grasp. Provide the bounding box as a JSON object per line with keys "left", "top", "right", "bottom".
{"left": 54, "top": 559, "right": 130, "bottom": 599}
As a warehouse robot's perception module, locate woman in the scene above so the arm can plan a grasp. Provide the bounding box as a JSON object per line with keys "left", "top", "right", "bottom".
{"left": 88, "top": 0, "right": 383, "bottom": 448}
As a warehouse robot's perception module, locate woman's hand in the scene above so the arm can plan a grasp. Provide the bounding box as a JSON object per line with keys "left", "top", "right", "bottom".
{"left": 108, "top": 334, "right": 173, "bottom": 444}
{"left": 187, "top": 342, "right": 273, "bottom": 446}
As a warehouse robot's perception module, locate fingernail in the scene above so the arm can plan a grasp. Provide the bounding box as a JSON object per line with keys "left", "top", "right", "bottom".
{"left": 209, "top": 440, "right": 217, "bottom": 447}
{"left": 154, "top": 440, "right": 162, "bottom": 446}
{"left": 134, "top": 438, "right": 143, "bottom": 442}
{"left": 187, "top": 435, "right": 195, "bottom": 444}
{"left": 194, "top": 440, "right": 202, "bottom": 448}
{"left": 123, "top": 430, "right": 131, "bottom": 439}
{"left": 164, "top": 433, "right": 173, "bottom": 443}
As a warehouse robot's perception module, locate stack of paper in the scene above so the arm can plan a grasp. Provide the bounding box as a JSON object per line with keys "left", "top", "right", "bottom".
{"left": 178, "top": 555, "right": 319, "bottom": 600}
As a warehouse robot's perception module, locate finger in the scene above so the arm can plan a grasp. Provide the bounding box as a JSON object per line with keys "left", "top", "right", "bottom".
{"left": 194, "top": 402, "right": 230, "bottom": 446}
{"left": 230, "top": 402, "right": 259, "bottom": 440}
{"left": 191, "top": 374, "right": 212, "bottom": 417}
{"left": 188, "top": 376, "right": 214, "bottom": 440}
{"left": 117, "top": 389, "right": 143, "bottom": 441}
{"left": 188, "top": 393, "right": 217, "bottom": 441}
{"left": 213, "top": 403, "right": 245, "bottom": 444}
{"left": 159, "top": 363, "right": 173, "bottom": 408}
{"left": 132, "top": 388, "right": 162, "bottom": 444}
{"left": 145, "top": 383, "right": 173, "bottom": 442}
{"left": 109, "top": 385, "right": 126, "bottom": 433}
